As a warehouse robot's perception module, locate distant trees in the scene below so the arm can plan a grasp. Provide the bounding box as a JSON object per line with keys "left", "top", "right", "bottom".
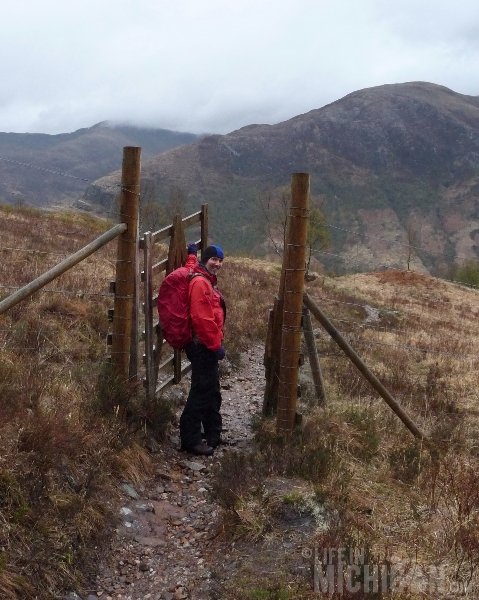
{"left": 139, "top": 183, "right": 188, "bottom": 233}
{"left": 453, "top": 260, "right": 479, "bottom": 288}
{"left": 258, "top": 187, "right": 330, "bottom": 274}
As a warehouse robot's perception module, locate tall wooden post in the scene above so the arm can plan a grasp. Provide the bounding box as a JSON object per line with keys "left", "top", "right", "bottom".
{"left": 111, "top": 146, "right": 141, "bottom": 379}
{"left": 276, "top": 173, "right": 310, "bottom": 434}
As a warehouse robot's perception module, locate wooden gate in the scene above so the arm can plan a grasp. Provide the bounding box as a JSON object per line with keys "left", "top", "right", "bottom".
{"left": 140, "top": 205, "right": 208, "bottom": 400}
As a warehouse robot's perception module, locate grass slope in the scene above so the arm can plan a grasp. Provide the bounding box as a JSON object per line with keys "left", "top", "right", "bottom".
{"left": 1, "top": 204, "right": 478, "bottom": 598}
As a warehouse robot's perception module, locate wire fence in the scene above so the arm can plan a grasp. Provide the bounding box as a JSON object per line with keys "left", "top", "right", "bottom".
{"left": 343, "top": 333, "right": 477, "bottom": 362}
{"left": 1, "top": 153, "right": 477, "bottom": 369}
{"left": 0, "top": 154, "right": 139, "bottom": 198}
{"left": 0, "top": 283, "right": 112, "bottom": 298}
{"left": 3, "top": 150, "right": 477, "bottom": 276}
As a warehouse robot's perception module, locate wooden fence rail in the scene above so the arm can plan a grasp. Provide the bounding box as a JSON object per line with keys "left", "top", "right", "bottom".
{"left": 0, "top": 222, "right": 127, "bottom": 316}
{"left": 0, "top": 146, "right": 210, "bottom": 411}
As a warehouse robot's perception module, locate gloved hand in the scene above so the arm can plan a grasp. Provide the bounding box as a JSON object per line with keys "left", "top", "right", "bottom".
{"left": 187, "top": 242, "right": 198, "bottom": 256}
{"left": 215, "top": 346, "right": 225, "bottom": 360}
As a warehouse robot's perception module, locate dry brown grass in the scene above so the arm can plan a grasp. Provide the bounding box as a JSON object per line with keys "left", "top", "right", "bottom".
{"left": 0, "top": 205, "right": 156, "bottom": 599}
{"left": 0, "top": 205, "right": 280, "bottom": 599}
{"left": 219, "top": 257, "right": 281, "bottom": 363}
{"left": 306, "top": 270, "right": 479, "bottom": 596}
{"left": 213, "top": 266, "right": 479, "bottom": 598}
{"left": 2, "top": 203, "right": 479, "bottom": 598}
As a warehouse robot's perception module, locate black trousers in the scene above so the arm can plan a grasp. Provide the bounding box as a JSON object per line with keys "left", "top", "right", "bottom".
{"left": 180, "top": 341, "right": 222, "bottom": 450}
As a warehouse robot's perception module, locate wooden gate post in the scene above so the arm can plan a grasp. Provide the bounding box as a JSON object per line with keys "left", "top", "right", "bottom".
{"left": 111, "top": 146, "right": 141, "bottom": 379}
{"left": 276, "top": 173, "right": 310, "bottom": 435}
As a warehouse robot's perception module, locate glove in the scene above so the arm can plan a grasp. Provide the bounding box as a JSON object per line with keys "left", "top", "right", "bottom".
{"left": 215, "top": 346, "right": 225, "bottom": 360}
{"left": 187, "top": 242, "right": 198, "bottom": 256}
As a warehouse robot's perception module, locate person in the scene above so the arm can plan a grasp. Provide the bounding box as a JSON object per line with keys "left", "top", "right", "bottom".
{"left": 180, "top": 243, "right": 226, "bottom": 456}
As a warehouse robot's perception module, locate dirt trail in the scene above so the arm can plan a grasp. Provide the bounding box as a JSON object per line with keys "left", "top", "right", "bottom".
{"left": 83, "top": 345, "right": 266, "bottom": 600}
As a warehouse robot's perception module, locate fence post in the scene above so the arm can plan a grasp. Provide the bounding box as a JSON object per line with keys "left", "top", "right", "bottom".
{"left": 111, "top": 146, "right": 141, "bottom": 379}
{"left": 276, "top": 173, "right": 310, "bottom": 435}
{"left": 302, "top": 305, "right": 327, "bottom": 405}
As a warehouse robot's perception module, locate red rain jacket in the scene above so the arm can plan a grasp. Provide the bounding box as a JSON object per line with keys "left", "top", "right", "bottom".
{"left": 187, "top": 256, "right": 225, "bottom": 352}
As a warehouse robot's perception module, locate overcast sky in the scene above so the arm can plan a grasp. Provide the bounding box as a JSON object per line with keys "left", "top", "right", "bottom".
{"left": 2, "top": 0, "right": 478, "bottom": 135}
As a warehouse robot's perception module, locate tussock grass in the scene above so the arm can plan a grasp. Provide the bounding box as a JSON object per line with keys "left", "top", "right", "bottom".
{"left": 0, "top": 205, "right": 157, "bottom": 598}
{"left": 0, "top": 205, "right": 279, "bottom": 598}
{"left": 214, "top": 266, "right": 479, "bottom": 598}
{"left": 2, "top": 204, "right": 479, "bottom": 598}
{"left": 220, "top": 257, "right": 280, "bottom": 363}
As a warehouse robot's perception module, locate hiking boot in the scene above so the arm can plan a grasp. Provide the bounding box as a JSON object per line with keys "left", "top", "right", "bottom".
{"left": 207, "top": 438, "right": 222, "bottom": 449}
{"left": 183, "top": 443, "right": 214, "bottom": 456}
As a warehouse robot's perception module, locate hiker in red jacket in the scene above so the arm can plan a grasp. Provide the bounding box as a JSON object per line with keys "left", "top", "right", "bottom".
{"left": 180, "top": 243, "right": 226, "bottom": 456}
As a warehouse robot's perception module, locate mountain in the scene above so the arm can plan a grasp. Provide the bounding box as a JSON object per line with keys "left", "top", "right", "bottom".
{"left": 86, "top": 82, "right": 479, "bottom": 275}
{"left": 0, "top": 122, "right": 197, "bottom": 208}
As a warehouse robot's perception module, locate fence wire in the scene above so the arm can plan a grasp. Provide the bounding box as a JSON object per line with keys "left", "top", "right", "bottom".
{"left": 0, "top": 283, "right": 112, "bottom": 298}
{"left": 2, "top": 153, "right": 478, "bottom": 379}
{"left": 0, "top": 154, "right": 140, "bottom": 198}
{"left": 324, "top": 221, "right": 477, "bottom": 264}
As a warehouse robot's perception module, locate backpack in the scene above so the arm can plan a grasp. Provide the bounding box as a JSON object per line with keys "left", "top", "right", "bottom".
{"left": 157, "top": 267, "right": 204, "bottom": 350}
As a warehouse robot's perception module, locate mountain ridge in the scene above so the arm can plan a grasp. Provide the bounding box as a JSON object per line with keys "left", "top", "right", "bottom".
{"left": 2, "top": 82, "right": 478, "bottom": 275}
{"left": 0, "top": 122, "right": 198, "bottom": 206}
{"left": 85, "top": 81, "right": 479, "bottom": 274}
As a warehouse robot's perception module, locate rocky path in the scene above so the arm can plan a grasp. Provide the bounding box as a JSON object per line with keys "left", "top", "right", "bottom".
{"left": 76, "top": 345, "right": 265, "bottom": 600}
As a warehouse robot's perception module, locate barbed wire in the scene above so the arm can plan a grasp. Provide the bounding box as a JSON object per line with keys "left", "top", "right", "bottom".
{"left": 6, "top": 153, "right": 476, "bottom": 284}
{"left": 2, "top": 152, "right": 477, "bottom": 261}
{"left": 332, "top": 318, "right": 408, "bottom": 335}
{"left": 0, "top": 245, "right": 116, "bottom": 263}
{"left": 313, "top": 293, "right": 399, "bottom": 315}
{"left": 311, "top": 295, "right": 479, "bottom": 339}
{"left": 313, "top": 248, "right": 406, "bottom": 273}
{"left": 334, "top": 316, "right": 476, "bottom": 348}
{"left": 0, "top": 155, "right": 90, "bottom": 183}
{"left": 0, "top": 246, "right": 71, "bottom": 257}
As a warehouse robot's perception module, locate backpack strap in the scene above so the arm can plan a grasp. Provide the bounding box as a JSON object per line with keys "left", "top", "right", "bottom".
{"left": 188, "top": 272, "right": 207, "bottom": 283}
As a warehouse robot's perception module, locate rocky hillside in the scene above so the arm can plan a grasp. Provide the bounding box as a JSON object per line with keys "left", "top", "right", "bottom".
{"left": 87, "top": 82, "right": 479, "bottom": 275}
{"left": 0, "top": 122, "right": 197, "bottom": 208}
